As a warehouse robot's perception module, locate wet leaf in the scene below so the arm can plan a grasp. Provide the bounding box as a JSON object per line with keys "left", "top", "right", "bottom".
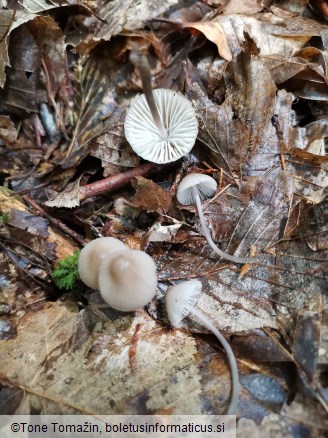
{"left": 0, "top": 10, "right": 36, "bottom": 88}
{"left": 0, "top": 16, "right": 65, "bottom": 114}
{"left": 0, "top": 303, "right": 236, "bottom": 414}
{"left": 60, "top": 56, "right": 118, "bottom": 167}
{"left": 0, "top": 0, "right": 64, "bottom": 89}
{"left": 292, "top": 296, "right": 321, "bottom": 381}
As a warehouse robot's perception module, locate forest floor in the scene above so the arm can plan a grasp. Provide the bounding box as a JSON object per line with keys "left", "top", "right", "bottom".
{"left": 0, "top": 0, "right": 328, "bottom": 436}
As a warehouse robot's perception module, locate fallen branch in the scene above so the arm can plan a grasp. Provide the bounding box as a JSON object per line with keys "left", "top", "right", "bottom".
{"left": 79, "top": 162, "right": 156, "bottom": 200}
{"left": 23, "top": 194, "right": 86, "bottom": 245}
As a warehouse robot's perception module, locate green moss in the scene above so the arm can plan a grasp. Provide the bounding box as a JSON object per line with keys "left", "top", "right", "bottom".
{"left": 0, "top": 212, "right": 9, "bottom": 223}
{"left": 52, "top": 251, "right": 89, "bottom": 301}
{"left": 52, "top": 251, "right": 80, "bottom": 290}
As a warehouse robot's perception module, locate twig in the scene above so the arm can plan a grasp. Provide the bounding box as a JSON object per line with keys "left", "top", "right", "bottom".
{"left": 22, "top": 194, "right": 85, "bottom": 245}
{"left": 271, "top": 114, "right": 287, "bottom": 171}
{"left": 79, "top": 162, "right": 157, "bottom": 200}
{"left": 263, "top": 328, "right": 328, "bottom": 415}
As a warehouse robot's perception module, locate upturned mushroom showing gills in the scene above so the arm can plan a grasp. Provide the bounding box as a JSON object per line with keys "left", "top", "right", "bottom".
{"left": 98, "top": 249, "right": 158, "bottom": 312}
{"left": 78, "top": 237, "right": 127, "bottom": 290}
{"left": 177, "top": 173, "right": 253, "bottom": 264}
{"left": 165, "top": 279, "right": 239, "bottom": 415}
{"left": 124, "top": 50, "right": 198, "bottom": 164}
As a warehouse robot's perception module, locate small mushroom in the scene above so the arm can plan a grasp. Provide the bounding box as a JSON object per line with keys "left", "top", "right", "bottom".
{"left": 124, "top": 50, "right": 198, "bottom": 164}
{"left": 78, "top": 237, "right": 127, "bottom": 290}
{"left": 98, "top": 249, "right": 157, "bottom": 311}
{"left": 177, "top": 173, "right": 253, "bottom": 264}
{"left": 165, "top": 279, "right": 239, "bottom": 415}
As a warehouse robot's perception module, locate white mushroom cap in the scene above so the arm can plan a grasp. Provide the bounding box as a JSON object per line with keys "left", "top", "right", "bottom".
{"left": 165, "top": 279, "right": 240, "bottom": 415}
{"left": 176, "top": 173, "right": 217, "bottom": 205}
{"left": 98, "top": 249, "right": 157, "bottom": 311}
{"left": 78, "top": 237, "right": 127, "bottom": 290}
{"left": 124, "top": 89, "right": 198, "bottom": 164}
{"left": 165, "top": 280, "right": 202, "bottom": 326}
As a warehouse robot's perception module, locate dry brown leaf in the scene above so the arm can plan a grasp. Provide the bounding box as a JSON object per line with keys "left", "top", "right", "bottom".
{"left": 184, "top": 21, "right": 232, "bottom": 61}
{"left": 130, "top": 176, "right": 174, "bottom": 215}
{"left": 202, "top": 14, "right": 321, "bottom": 61}
{"left": 45, "top": 177, "right": 82, "bottom": 208}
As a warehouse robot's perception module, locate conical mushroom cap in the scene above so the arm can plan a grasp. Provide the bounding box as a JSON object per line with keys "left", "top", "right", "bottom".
{"left": 124, "top": 89, "right": 198, "bottom": 164}
{"left": 78, "top": 237, "right": 127, "bottom": 290}
{"left": 165, "top": 280, "right": 202, "bottom": 326}
{"left": 176, "top": 173, "right": 217, "bottom": 205}
{"left": 98, "top": 249, "right": 157, "bottom": 311}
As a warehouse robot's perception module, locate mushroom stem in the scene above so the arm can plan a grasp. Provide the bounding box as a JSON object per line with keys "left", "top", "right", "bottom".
{"left": 186, "top": 304, "right": 239, "bottom": 415}
{"left": 130, "top": 51, "right": 167, "bottom": 140}
{"left": 192, "top": 186, "right": 252, "bottom": 264}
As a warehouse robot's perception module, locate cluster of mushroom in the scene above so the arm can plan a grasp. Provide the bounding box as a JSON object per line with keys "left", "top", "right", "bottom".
{"left": 78, "top": 237, "right": 157, "bottom": 311}
{"left": 124, "top": 47, "right": 253, "bottom": 264}
{"left": 82, "top": 49, "right": 243, "bottom": 414}
{"left": 78, "top": 238, "right": 239, "bottom": 414}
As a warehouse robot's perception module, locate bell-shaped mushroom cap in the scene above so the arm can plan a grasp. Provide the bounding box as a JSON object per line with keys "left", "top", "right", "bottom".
{"left": 166, "top": 280, "right": 202, "bottom": 326}
{"left": 78, "top": 237, "right": 127, "bottom": 290}
{"left": 98, "top": 249, "right": 157, "bottom": 312}
{"left": 124, "top": 89, "right": 198, "bottom": 164}
{"left": 176, "top": 173, "right": 217, "bottom": 205}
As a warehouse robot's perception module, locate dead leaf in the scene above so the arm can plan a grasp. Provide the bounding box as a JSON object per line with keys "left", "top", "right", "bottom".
{"left": 0, "top": 16, "right": 65, "bottom": 114}
{"left": 76, "top": 0, "right": 180, "bottom": 54}
{"left": 184, "top": 21, "right": 232, "bottom": 61}
{"left": 0, "top": 302, "right": 237, "bottom": 414}
{"left": 0, "top": 10, "right": 36, "bottom": 88}
{"left": 130, "top": 176, "right": 174, "bottom": 215}
{"left": 292, "top": 296, "right": 321, "bottom": 381}
{"left": 223, "top": 0, "right": 266, "bottom": 15}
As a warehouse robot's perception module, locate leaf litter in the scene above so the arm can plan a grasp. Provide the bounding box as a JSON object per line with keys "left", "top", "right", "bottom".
{"left": 0, "top": 0, "right": 328, "bottom": 434}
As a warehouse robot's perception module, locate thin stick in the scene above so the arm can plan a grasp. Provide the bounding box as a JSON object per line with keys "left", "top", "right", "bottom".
{"left": 79, "top": 162, "right": 156, "bottom": 200}
{"left": 22, "top": 194, "right": 85, "bottom": 245}
{"left": 192, "top": 186, "right": 253, "bottom": 264}
{"left": 271, "top": 114, "right": 286, "bottom": 171}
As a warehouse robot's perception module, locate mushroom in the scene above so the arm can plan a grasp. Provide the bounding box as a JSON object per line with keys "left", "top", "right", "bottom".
{"left": 124, "top": 50, "right": 198, "bottom": 164}
{"left": 165, "top": 279, "right": 239, "bottom": 415}
{"left": 78, "top": 237, "right": 127, "bottom": 290}
{"left": 176, "top": 173, "right": 253, "bottom": 264}
{"left": 98, "top": 249, "right": 157, "bottom": 311}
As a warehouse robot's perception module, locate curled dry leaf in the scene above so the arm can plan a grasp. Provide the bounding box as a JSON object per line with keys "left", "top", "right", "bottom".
{"left": 183, "top": 21, "right": 233, "bottom": 61}
{"left": 193, "top": 13, "right": 324, "bottom": 61}
{"left": 0, "top": 10, "right": 36, "bottom": 88}
{"left": 130, "top": 176, "right": 174, "bottom": 215}
{"left": 0, "top": 16, "right": 65, "bottom": 113}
